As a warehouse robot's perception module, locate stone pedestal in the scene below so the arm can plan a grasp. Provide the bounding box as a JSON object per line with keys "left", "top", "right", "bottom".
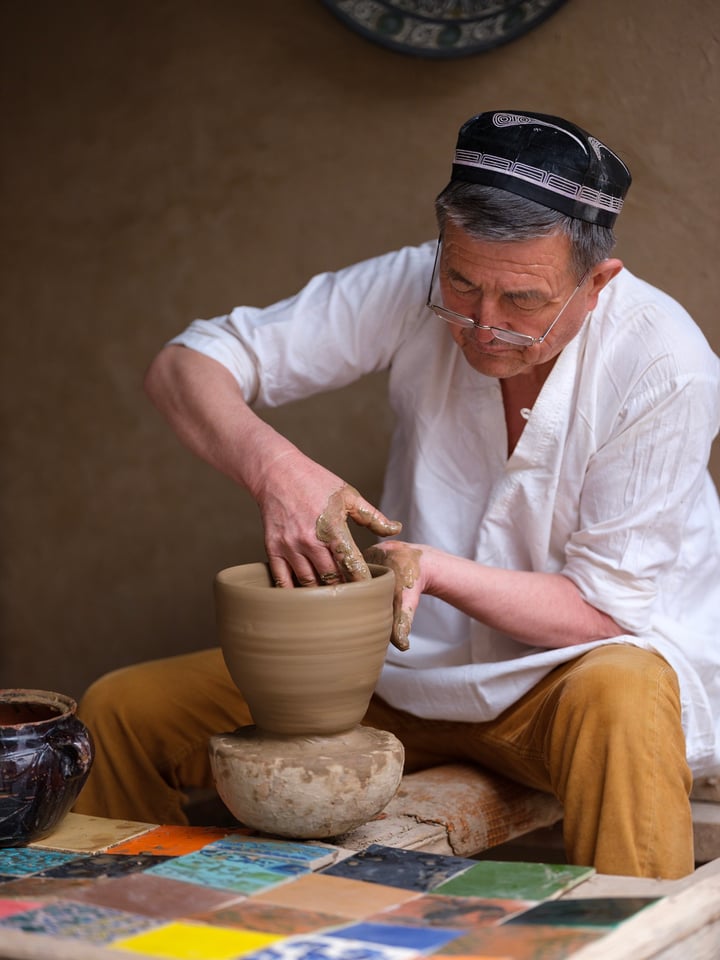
{"left": 209, "top": 724, "right": 404, "bottom": 838}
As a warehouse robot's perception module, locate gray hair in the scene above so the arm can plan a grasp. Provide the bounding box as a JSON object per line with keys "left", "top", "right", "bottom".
{"left": 435, "top": 182, "right": 616, "bottom": 279}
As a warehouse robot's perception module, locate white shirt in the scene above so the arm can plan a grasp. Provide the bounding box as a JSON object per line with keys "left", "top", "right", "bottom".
{"left": 171, "top": 241, "right": 720, "bottom": 775}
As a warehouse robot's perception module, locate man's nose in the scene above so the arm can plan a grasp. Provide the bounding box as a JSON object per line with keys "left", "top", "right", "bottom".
{"left": 470, "top": 322, "right": 496, "bottom": 343}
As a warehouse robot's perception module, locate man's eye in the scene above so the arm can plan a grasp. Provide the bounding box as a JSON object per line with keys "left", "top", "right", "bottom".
{"left": 449, "top": 281, "right": 475, "bottom": 296}
{"left": 507, "top": 295, "right": 543, "bottom": 312}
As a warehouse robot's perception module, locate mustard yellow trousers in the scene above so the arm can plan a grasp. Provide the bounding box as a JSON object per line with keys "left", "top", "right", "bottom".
{"left": 74, "top": 643, "right": 694, "bottom": 878}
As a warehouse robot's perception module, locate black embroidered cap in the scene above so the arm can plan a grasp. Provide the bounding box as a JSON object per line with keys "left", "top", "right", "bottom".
{"left": 448, "top": 110, "right": 631, "bottom": 227}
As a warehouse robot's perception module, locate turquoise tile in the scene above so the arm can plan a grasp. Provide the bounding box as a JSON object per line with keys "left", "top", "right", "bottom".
{"left": 0, "top": 848, "right": 84, "bottom": 877}
{"left": 145, "top": 848, "right": 306, "bottom": 894}
{"left": 206, "top": 836, "right": 338, "bottom": 867}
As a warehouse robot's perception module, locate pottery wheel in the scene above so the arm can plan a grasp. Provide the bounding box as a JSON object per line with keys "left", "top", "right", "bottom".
{"left": 209, "top": 724, "right": 404, "bottom": 839}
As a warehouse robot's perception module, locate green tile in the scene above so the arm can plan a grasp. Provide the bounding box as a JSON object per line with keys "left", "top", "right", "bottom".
{"left": 432, "top": 860, "right": 594, "bottom": 901}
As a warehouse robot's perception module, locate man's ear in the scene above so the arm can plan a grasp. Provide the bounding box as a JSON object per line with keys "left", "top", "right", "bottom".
{"left": 585, "top": 258, "right": 623, "bottom": 310}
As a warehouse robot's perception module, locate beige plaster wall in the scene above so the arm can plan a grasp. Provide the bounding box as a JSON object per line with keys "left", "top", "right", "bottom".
{"left": 2, "top": 0, "right": 719, "bottom": 699}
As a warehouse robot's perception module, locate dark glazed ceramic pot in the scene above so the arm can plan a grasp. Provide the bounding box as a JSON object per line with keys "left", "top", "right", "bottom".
{"left": 0, "top": 689, "right": 94, "bottom": 847}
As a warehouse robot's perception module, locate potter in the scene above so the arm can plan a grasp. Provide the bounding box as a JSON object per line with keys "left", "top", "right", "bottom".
{"left": 79, "top": 108, "right": 718, "bottom": 879}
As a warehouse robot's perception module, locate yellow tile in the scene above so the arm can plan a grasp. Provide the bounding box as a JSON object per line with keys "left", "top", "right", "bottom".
{"left": 110, "top": 921, "right": 281, "bottom": 958}
{"left": 29, "top": 812, "right": 157, "bottom": 853}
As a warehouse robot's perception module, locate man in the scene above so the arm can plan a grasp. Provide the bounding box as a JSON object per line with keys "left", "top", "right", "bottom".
{"left": 76, "top": 110, "right": 720, "bottom": 878}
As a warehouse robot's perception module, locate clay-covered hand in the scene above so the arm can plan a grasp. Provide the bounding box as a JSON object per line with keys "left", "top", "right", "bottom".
{"left": 256, "top": 449, "right": 401, "bottom": 588}
{"left": 363, "top": 541, "right": 423, "bottom": 651}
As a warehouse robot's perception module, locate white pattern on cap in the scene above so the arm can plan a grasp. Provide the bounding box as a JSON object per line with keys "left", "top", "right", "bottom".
{"left": 453, "top": 149, "right": 625, "bottom": 217}
{"left": 493, "top": 112, "right": 588, "bottom": 153}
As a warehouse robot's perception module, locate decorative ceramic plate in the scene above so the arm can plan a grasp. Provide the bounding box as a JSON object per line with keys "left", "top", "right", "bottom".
{"left": 320, "top": 0, "right": 570, "bottom": 58}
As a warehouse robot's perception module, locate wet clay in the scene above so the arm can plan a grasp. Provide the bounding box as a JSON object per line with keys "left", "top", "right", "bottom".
{"left": 0, "top": 689, "right": 94, "bottom": 847}
{"left": 364, "top": 543, "right": 422, "bottom": 651}
{"left": 315, "top": 484, "right": 402, "bottom": 581}
{"left": 214, "top": 562, "right": 395, "bottom": 736}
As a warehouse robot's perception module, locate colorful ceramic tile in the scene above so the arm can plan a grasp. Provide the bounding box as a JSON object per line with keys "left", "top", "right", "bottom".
{"left": 429, "top": 923, "right": 602, "bottom": 958}
{"left": 195, "top": 848, "right": 311, "bottom": 877}
{"left": 242, "top": 933, "right": 420, "bottom": 960}
{"left": 320, "top": 845, "right": 476, "bottom": 892}
{"left": 251, "top": 874, "right": 420, "bottom": 920}
{"left": 205, "top": 836, "right": 341, "bottom": 868}
{"left": 368, "top": 893, "right": 533, "bottom": 928}
{"left": 505, "top": 896, "right": 660, "bottom": 928}
{"left": 0, "top": 847, "right": 84, "bottom": 876}
{"left": 29, "top": 812, "right": 157, "bottom": 853}
{"left": 37, "top": 852, "right": 173, "bottom": 879}
{"left": 145, "top": 849, "right": 303, "bottom": 895}
{"left": 0, "top": 874, "right": 96, "bottom": 898}
{"left": 66, "top": 872, "right": 246, "bottom": 919}
{"left": 329, "top": 920, "right": 462, "bottom": 951}
{"left": 107, "top": 824, "right": 253, "bottom": 857}
{"left": 0, "top": 898, "right": 42, "bottom": 918}
{"left": 187, "top": 899, "right": 349, "bottom": 935}
{"left": 432, "top": 861, "right": 594, "bottom": 901}
{"left": 110, "top": 920, "right": 282, "bottom": 958}
{"left": 0, "top": 900, "right": 160, "bottom": 944}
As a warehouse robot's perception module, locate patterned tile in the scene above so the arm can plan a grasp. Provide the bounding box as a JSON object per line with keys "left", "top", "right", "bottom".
{"left": 206, "top": 836, "right": 341, "bottom": 869}
{"left": 37, "top": 852, "right": 173, "bottom": 879}
{"left": 187, "top": 899, "right": 349, "bottom": 935}
{"left": 432, "top": 861, "right": 594, "bottom": 901}
{"left": 145, "top": 848, "right": 307, "bottom": 895}
{"left": 107, "top": 824, "right": 253, "bottom": 857}
{"left": 0, "top": 847, "right": 84, "bottom": 876}
{"left": 242, "top": 933, "right": 421, "bottom": 960}
{"left": 321, "top": 845, "right": 476, "bottom": 892}
{"left": 368, "top": 893, "right": 533, "bottom": 928}
{"left": 0, "top": 899, "right": 160, "bottom": 944}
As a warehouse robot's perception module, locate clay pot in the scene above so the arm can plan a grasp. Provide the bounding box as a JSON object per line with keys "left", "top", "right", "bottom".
{"left": 214, "top": 562, "right": 395, "bottom": 736}
{"left": 0, "top": 689, "right": 94, "bottom": 847}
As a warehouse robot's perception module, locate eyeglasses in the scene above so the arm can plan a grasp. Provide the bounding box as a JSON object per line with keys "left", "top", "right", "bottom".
{"left": 426, "top": 238, "right": 588, "bottom": 347}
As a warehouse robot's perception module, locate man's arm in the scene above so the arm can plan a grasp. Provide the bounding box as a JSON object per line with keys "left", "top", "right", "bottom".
{"left": 365, "top": 541, "right": 623, "bottom": 651}
{"left": 144, "top": 344, "right": 401, "bottom": 588}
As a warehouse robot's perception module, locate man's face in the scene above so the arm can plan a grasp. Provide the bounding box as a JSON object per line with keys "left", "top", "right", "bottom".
{"left": 437, "top": 222, "right": 610, "bottom": 380}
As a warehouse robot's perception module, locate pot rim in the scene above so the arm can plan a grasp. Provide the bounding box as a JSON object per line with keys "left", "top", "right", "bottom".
{"left": 0, "top": 688, "right": 77, "bottom": 726}
{"left": 215, "top": 561, "right": 394, "bottom": 595}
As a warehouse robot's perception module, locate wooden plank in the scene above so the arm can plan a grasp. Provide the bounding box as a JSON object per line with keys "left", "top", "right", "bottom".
{"left": 374, "top": 763, "right": 564, "bottom": 856}
{"left": 692, "top": 799, "right": 720, "bottom": 862}
{"left": 566, "top": 863, "right": 720, "bottom": 960}
{"left": 691, "top": 775, "right": 720, "bottom": 802}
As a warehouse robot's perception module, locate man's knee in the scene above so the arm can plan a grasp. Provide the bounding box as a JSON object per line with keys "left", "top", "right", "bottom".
{"left": 78, "top": 662, "right": 166, "bottom": 734}
{"left": 560, "top": 644, "right": 681, "bottom": 727}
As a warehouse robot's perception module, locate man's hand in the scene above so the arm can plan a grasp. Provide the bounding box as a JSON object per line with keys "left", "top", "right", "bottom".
{"left": 257, "top": 449, "right": 401, "bottom": 589}
{"left": 364, "top": 541, "right": 423, "bottom": 651}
